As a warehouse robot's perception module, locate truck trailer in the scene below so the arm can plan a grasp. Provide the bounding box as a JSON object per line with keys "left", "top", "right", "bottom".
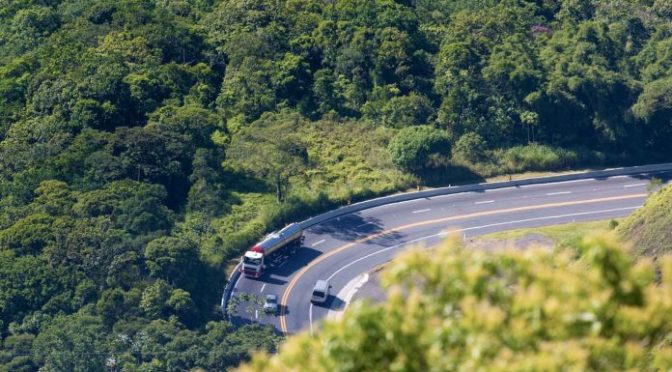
{"left": 241, "top": 223, "right": 304, "bottom": 278}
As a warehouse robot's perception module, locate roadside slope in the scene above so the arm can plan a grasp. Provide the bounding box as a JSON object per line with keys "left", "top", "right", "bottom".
{"left": 618, "top": 185, "right": 672, "bottom": 256}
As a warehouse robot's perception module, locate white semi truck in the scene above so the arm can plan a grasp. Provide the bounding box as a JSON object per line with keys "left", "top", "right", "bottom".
{"left": 241, "top": 223, "right": 304, "bottom": 278}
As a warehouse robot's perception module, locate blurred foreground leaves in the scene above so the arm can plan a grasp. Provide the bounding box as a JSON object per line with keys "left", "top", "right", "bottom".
{"left": 243, "top": 234, "right": 672, "bottom": 371}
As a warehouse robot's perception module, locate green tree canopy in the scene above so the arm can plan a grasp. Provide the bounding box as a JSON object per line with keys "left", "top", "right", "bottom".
{"left": 388, "top": 125, "right": 450, "bottom": 173}
{"left": 2, "top": 0, "right": 672, "bottom": 370}
{"left": 226, "top": 113, "right": 310, "bottom": 202}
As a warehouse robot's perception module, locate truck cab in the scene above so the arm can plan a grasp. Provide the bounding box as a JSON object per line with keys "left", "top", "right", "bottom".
{"left": 240, "top": 223, "right": 304, "bottom": 279}
{"left": 242, "top": 251, "right": 264, "bottom": 278}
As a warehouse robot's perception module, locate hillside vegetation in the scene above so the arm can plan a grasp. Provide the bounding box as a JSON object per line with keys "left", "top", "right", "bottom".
{"left": 242, "top": 235, "right": 672, "bottom": 371}
{"left": 618, "top": 184, "right": 672, "bottom": 256}
{"left": 470, "top": 219, "right": 614, "bottom": 251}
{"left": 1, "top": 0, "right": 672, "bottom": 370}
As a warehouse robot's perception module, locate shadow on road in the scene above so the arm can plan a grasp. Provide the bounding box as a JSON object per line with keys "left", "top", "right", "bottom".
{"left": 637, "top": 171, "right": 672, "bottom": 183}
{"left": 311, "top": 295, "right": 345, "bottom": 311}
{"left": 229, "top": 313, "right": 252, "bottom": 327}
{"left": 278, "top": 304, "right": 289, "bottom": 317}
{"left": 327, "top": 295, "right": 345, "bottom": 311}
{"left": 268, "top": 247, "right": 322, "bottom": 278}
{"left": 260, "top": 274, "right": 287, "bottom": 286}
{"left": 310, "top": 213, "right": 386, "bottom": 241}
{"left": 594, "top": 170, "right": 672, "bottom": 182}
{"left": 419, "top": 164, "right": 486, "bottom": 188}
{"left": 309, "top": 210, "right": 407, "bottom": 247}
{"left": 364, "top": 230, "right": 406, "bottom": 247}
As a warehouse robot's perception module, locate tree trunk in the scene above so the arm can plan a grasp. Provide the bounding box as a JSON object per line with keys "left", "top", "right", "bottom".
{"left": 527, "top": 125, "right": 531, "bottom": 144}
{"left": 531, "top": 125, "right": 535, "bottom": 143}
{"left": 276, "top": 173, "right": 282, "bottom": 203}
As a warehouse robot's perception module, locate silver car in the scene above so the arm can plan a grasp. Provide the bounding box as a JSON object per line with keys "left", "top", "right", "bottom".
{"left": 263, "top": 294, "right": 278, "bottom": 314}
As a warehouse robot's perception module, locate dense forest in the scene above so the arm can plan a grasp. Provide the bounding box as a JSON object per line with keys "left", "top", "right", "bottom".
{"left": 1, "top": 0, "right": 672, "bottom": 370}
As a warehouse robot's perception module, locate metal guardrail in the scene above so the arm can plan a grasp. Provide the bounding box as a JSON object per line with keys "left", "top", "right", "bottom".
{"left": 220, "top": 162, "right": 672, "bottom": 318}
{"left": 298, "top": 162, "right": 672, "bottom": 230}
{"left": 220, "top": 262, "right": 241, "bottom": 319}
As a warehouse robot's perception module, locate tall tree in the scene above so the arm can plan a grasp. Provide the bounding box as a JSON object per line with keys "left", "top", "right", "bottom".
{"left": 226, "top": 113, "right": 310, "bottom": 202}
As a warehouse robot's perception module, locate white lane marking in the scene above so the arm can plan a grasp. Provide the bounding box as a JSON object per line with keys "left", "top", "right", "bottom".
{"left": 624, "top": 183, "right": 646, "bottom": 188}
{"left": 518, "top": 178, "right": 592, "bottom": 188}
{"left": 355, "top": 222, "right": 374, "bottom": 228}
{"left": 475, "top": 200, "right": 495, "bottom": 205}
{"left": 514, "top": 170, "right": 672, "bottom": 190}
{"left": 361, "top": 170, "right": 672, "bottom": 211}
{"left": 310, "top": 273, "right": 370, "bottom": 334}
{"left": 326, "top": 273, "right": 369, "bottom": 322}
{"left": 309, "top": 303, "right": 313, "bottom": 333}
{"left": 307, "top": 205, "right": 642, "bottom": 334}
{"left": 308, "top": 232, "right": 452, "bottom": 335}
{"left": 439, "top": 206, "right": 639, "bottom": 236}
{"left": 270, "top": 274, "right": 285, "bottom": 281}
{"left": 546, "top": 191, "right": 571, "bottom": 196}
{"left": 255, "top": 310, "right": 258, "bottom": 319}
{"left": 311, "top": 239, "right": 326, "bottom": 247}
{"left": 412, "top": 208, "right": 431, "bottom": 214}
{"left": 260, "top": 284, "right": 266, "bottom": 293}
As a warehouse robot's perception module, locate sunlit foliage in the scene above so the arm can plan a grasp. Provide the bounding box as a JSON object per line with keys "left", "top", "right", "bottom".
{"left": 243, "top": 234, "right": 672, "bottom": 371}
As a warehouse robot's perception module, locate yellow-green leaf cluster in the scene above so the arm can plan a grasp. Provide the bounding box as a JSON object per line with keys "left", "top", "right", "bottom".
{"left": 241, "top": 234, "right": 672, "bottom": 371}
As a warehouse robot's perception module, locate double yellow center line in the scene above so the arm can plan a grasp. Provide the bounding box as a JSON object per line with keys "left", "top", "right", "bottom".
{"left": 279, "top": 193, "right": 646, "bottom": 334}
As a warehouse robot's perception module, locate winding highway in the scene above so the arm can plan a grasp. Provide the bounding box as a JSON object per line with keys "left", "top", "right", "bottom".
{"left": 228, "top": 169, "right": 672, "bottom": 335}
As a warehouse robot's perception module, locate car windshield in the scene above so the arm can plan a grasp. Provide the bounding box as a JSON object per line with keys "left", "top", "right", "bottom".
{"left": 266, "top": 295, "right": 277, "bottom": 304}
{"left": 243, "top": 256, "right": 262, "bottom": 265}
{"left": 312, "top": 290, "right": 324, "bottom": 298}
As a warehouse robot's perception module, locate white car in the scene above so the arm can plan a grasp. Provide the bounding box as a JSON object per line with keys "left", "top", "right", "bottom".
{"left": 311, "top": 280, "right": 331, "bottom": 304}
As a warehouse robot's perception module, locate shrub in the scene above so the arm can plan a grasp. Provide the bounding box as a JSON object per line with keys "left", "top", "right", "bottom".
{"left": 500, "top": 144, "right": 574, "bottom": 171}
{"left": 453, "top": 132, "right": 488, "bottom": 163}
{"left": 388, "top": 126, "right": 451, "bottom": 173}
{"left": 379, "top": 94, "right": 435, "bottom": 128}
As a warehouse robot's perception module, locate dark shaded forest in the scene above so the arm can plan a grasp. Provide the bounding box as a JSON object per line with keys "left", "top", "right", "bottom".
{"left": 1, "top": 0, "right": 672, "bottom": 370}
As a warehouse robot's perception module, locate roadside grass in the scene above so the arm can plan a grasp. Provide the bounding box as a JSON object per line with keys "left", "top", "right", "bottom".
{"left": 472, "top": 219, "right": 617, "bottom": 250}
{"left": 617, "top": 184, "right": 672, "bottom": 257}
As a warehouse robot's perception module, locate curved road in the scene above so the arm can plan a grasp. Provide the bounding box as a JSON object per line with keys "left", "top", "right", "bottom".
{"left": 229, "top": 171, "right": 671, "bottom": 335}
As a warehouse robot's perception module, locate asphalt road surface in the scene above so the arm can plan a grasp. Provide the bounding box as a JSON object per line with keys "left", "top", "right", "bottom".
{"left": 229, "top": 171, "right": 672, "bottom": 335}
